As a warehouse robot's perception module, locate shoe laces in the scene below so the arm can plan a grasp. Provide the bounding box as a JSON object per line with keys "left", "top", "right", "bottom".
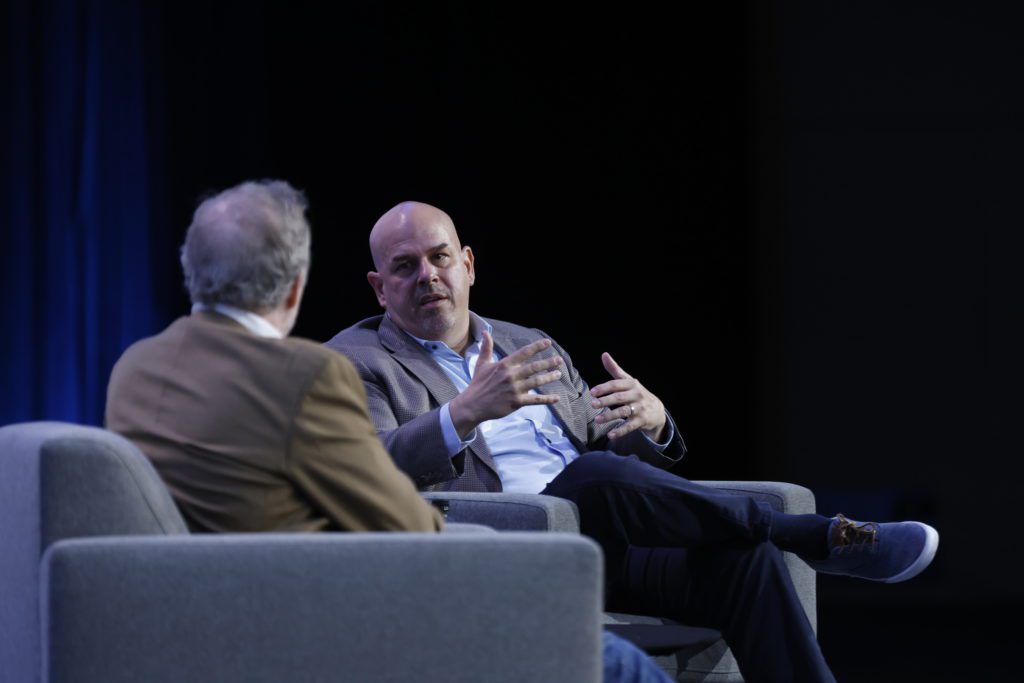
{"left": 832, "top": 513, "right": 878, "bottom": 553}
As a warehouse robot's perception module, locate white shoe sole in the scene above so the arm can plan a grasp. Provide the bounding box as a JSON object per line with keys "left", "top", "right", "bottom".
{"left": 884, "top": 522, "right": 939, "bottom": 583}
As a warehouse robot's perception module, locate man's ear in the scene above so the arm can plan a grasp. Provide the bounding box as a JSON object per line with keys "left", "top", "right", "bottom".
{"left": 367, "top": 271, "right": 387, "bottom": 308}
{"left": 284, "top": 274, "right": 304, "bottom": 310}
{"left": 463, "top": 246, "right": 475, "bottom": 286}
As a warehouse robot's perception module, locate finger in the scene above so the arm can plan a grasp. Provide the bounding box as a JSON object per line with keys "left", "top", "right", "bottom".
{"left": 518, "top": 393, "right": 560, "bottom": 406}
{"left": 608, "top": 418, "right": 641, "bottom": 440}
{"left": 478, "top": 330, "right": 494, "bottom": 365}
{"left": 505, "top": 338, "right": 553, "bottom": 364}
{"left": 593, "top": 402, "right": 638, "bottom": 424}
{"left": 517, "top": 355, "right": 563, "bottom": 379}
{"left": 601, "top": 352, "right": 632, "bottom": 380}
{"left": 591, "top": 389, "right": 638, "bottom": 410}
{"left": 590, "top": 378, "right": 634, "bottom": 400}
{"left": 521, "top": 369, "right": 563, "bottom": 390}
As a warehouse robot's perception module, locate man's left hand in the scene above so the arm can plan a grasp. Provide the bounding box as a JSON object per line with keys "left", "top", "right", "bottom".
{"left": 591, "top": 352, "right": 667, "bottom": 441}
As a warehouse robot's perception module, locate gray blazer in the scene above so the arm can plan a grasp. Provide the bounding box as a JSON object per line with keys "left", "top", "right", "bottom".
{"left": 325, "top": 315, "right": 686, "bottom": 492}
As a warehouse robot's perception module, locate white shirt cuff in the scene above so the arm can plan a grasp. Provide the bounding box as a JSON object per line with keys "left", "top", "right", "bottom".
{"left": 440, "top": 403, "right": 477, "bottom": 456}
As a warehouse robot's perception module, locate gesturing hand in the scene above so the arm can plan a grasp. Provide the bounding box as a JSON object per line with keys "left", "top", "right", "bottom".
{"left": 448, "top": 332, "right": 564, "bottom": 438}
{"left": 591, "top": 352, "right": 667, "bottom": 441}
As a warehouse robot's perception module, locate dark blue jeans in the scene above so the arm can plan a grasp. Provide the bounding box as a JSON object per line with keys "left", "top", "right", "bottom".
{"left": 603, "top": 631, "right": 674, "bottom": 683}
{"left": 542, "top": 452, "right": 835, "bottom": 683}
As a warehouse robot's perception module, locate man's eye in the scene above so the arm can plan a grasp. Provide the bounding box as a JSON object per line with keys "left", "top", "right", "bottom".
{"left": 434, "top": 253, "right": 449, "bottom": 263}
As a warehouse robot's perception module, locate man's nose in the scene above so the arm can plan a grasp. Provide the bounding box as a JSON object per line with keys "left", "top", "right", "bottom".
{"left": 417, "top": 260, "right": 438, "bottom": 283}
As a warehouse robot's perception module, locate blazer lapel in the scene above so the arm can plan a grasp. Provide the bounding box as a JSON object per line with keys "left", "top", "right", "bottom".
{"left": 377, "top": 316, "right": 461, "bottom": 408}
{"left": 377, "top": 316, "right": 503, "bottom": 487}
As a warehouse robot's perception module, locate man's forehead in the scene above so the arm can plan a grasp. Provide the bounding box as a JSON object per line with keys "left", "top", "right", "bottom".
{"left": 380, "top": 219, "right": 458, "bottom": 251}
{"left": 370, "top": 203, "right": 461, "bottom": 268}
{"left": 386, "top": 239, "right": 452, "bottom": 262}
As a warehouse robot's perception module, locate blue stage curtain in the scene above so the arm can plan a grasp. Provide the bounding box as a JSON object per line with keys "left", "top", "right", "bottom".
{"left": 1, "top": 0, "right": 160, "bottom": 426}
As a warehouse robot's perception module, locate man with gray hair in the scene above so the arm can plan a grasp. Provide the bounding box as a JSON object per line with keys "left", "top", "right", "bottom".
{"left": 106, "top": 179, "right": 677, "bottom": 683}
{"left": 106, "top": 179, "right": 443, "bottom": 533}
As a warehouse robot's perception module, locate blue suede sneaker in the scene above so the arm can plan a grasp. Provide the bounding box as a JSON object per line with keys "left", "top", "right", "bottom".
{"left": 807, "top": 514, "right": 939, "bottom": 583}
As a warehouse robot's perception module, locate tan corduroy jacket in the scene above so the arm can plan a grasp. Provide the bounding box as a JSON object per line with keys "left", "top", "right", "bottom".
{"left": 105, "top": 311, "right": 442, "bottom": 533}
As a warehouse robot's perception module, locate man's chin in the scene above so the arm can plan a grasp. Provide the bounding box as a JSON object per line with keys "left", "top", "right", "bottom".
{"left": 411, "top": 312, "right": 455, "bottom": 340}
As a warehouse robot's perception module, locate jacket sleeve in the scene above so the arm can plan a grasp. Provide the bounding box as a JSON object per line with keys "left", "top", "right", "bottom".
{"left": 349, "top": 358, "right": 466, "bottom": 489}
{"left": 286, "top": 351, "right": 444, "bottom": 531}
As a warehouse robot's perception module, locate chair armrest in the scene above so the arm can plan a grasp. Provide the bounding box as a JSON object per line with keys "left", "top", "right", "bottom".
{"left": 422, "top": 491, "right": 581, "bottom": 532}
{"left": 695, "top": 480, "right": 818, "bottom": 630}
{"left": 42, "top": 533, "right": 602, "bottom": 683}
{"left": 439, "top": 522, "right": 499, "bottom": 533}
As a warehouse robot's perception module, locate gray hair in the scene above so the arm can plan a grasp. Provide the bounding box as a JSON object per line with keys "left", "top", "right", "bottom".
{"left": 180, "top": 180, "right": 311, "bottom": 311}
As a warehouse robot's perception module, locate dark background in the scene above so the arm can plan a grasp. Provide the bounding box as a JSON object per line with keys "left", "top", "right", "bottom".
{"left": 4, "top": 2, "right": 1021, "bottom": 680}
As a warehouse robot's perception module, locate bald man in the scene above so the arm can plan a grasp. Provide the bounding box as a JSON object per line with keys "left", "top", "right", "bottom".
{"left": 325, "top": 201, "right": 939, "bottom": 683}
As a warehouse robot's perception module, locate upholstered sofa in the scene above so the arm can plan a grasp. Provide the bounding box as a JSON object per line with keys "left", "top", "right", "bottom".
{"left": 0, "top": 420, "right": 817, "bottom": 682}
{"left": 0, "top": 422, "right": 604, "bottom": 683}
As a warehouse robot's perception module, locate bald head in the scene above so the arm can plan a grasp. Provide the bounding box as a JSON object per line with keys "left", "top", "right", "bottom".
{"left": 366, "top": 201, "right": 476, "bottom": 351}
{"left": 369, "top": 202, "right": 461, "bottom": 270}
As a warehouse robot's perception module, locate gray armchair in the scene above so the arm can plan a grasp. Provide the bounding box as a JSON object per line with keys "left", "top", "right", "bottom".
{"left": 423, "top": 481, "right": 819, "bottom": 682}
{"left": 0, "top": 422, "right": 604, "bottom": 683}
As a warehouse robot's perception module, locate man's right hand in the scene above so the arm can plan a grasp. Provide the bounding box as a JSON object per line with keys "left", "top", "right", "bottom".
{"left": 448, "top": 332, "right": 563, "bottom": 438}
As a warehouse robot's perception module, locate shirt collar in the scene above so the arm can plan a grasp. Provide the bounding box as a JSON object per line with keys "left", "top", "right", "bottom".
{"left": 399, "top": 311, "right": 492, "bottom": 356}
{"left": 192, "top": 302, "right": 284, "bottom": 339}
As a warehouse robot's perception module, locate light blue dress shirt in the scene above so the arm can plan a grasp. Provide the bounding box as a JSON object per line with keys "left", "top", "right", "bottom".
{"left": 403, "top": 312, "right": 674, "bottom": 494}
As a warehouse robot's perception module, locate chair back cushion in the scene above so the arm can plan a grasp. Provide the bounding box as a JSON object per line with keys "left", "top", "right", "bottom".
{"left": 0, "top": 421, "right": 187, "bottom": 682}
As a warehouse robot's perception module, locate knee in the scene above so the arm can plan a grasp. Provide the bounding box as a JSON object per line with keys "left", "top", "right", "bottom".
{"left": 705, "top": 540, "right": 789, "bottom": 581}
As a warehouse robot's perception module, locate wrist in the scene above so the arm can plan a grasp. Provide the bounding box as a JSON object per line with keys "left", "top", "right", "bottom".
{"left": 645, "top": 413, "right": 668, "bottom": 442}
{"left": 449, "top": 394, "right": 479, "bottom": 439}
